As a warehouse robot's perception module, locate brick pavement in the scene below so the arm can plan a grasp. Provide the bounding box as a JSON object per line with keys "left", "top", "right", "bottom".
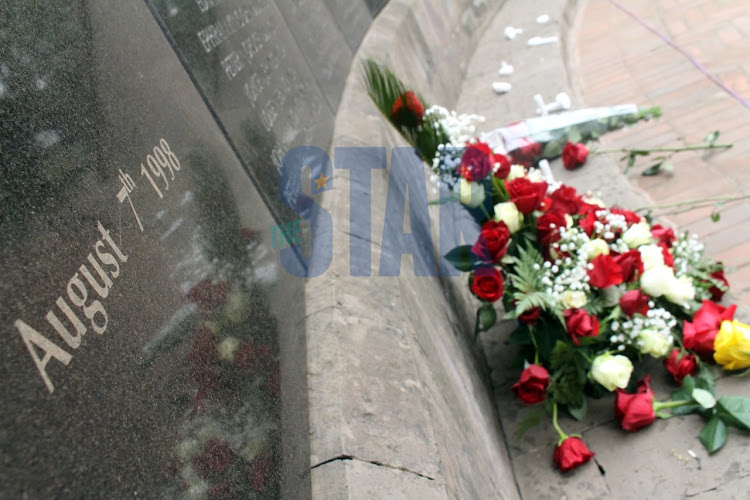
{"left": 570, "top": 0, "right": 750, "bottom": 307}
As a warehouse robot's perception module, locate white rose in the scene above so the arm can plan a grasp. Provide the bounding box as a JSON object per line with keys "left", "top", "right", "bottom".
{"left": 493, "top": 201, "right": 523, "bottom": 233}
{"left": 564, "top": 213, "right": 574, "bottom": 229}
{"left": 622, "top": 221, "right": 653, "bottom": 249}
{"left": 560, "top": 290, "right": 588, "bottom": 309}
{"left": 640, "top": 266, "right": 675, "bottom": 297}
{"left": 506, "top": 164, "right": 527, "bottom": 180}
{"left": 637, "top": 329, "right": 671, "bottom": 358}
{"left": 582, "top": 196, "right": 606, "bottom": 208}
{"left": 664, "top": 274, "right": 696, "bottom": 306}
{"left": 582, "top": 238, "right": 610, "bottom": 260}
{"left": 590, "top": 353, "right": 633, "bottom": 391}
{"left": 454, "top": 178, "right": 486, "bottom": 207}
{"left": 638, "top": 244, "right": 665, "bottom": 270}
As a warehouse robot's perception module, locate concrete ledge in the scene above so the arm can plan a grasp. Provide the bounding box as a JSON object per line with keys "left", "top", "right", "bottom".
{"left": 305, "top": 0, "right": 522, "bottom": 498}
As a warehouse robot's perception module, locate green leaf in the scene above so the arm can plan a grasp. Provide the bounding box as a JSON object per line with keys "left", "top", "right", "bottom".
{"left": 699, "top": 416, "right": 727, "bottom": 454}
{"left": 516, "top": 408, "right": 543, "bottom": 439}
{"left": 568, "top": 398, "right": 587, "bottom": 421}
{"left": 624, "top": 153, "right": 637, "bottom": 176}
{"left": 696, "top": 364, "right": 716, "bottom": 394}
{"left": 549, "top": 341, "right": 586, "bottom": 407}
{"left": 477, "top": 304, "right": 497, "bottom": 331}
{"left": 444, "top": 245, "right": 475, "bottom": 272}
{"left": 717, "top": 396, "right": 750, "bottom": 430}
{"left": 693, "top": 388, "right": 717, "bottom": 409}
{"left": 704, "top": 130, "right": 720, "bottom": 145}
{"left": 711, "top": 211, "right": 721, "bottom": 223}
{"left": 641, "top": 162, "right": 663, "bottom": 176}
{"left": 671, "top": 375, "right": 700, "bottom": 415}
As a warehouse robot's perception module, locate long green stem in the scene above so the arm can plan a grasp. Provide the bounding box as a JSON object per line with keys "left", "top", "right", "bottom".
{"left": 653, "top": 399, "right": 692, "bottom": 412}
{"left": 552, "top": 403, "right": 568, "bottom": 441}
{"left": 635, "top": 194, "right": 750, "bottom": 213}
{"left": 592, "top": 143, "right": 732, "bottom": 155}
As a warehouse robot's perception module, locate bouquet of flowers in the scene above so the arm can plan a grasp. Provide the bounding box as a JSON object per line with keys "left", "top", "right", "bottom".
{"left": 363, "top": 61, "right": 750, "bottom": 474}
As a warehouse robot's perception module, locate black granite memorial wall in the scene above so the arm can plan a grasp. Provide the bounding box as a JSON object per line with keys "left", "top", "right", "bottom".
{"left": 0, "top": 0, "right": 380, "bottom": 497}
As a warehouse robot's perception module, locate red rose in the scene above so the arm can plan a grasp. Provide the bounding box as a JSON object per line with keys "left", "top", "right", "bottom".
{"left": 511, "top": 364, "right": 550, "bottom": 404}
{"left": 247, "top": 455, "right": 274, "bottom": 491}
{"left": 492, "top": 153, "right": 511, "bottom": 179}
{"left": 564, "top": 308, "right": 600, "bottom": 345}
{"left": 458, "top": 146, "right": 492, "bottom": 181}
{"left": 547, "top": 185, "right": 581, "bottom": 215}
{"left": 506, "top": 177, "right": 548, "bottom": 214}
{"left": 234, "top": 341, "right": 273, "bottom": 375}
{"left": 470, "top": 266, "right": 504, "bottom": 302}
{"left": 683, "top": 300, "right": 737, "bottom": 360}
{"left": 509, "top": 141, "right": 542, "bottom": 167}
{"left": 664, "top": 349, "right": 698, "bottom": 384}
{"left": 553, "top": 437, "right": 595, "bottom": 472}
{"left": 468, "top": 140, "right": 493, "bottom": 157}
{"left": 390, "top": 90, "right": 425, "bottom": 127}
{"left": 660, "top": 243, "right": 674, "bottom": 268}
{"left": 562, "top": 142, "right": 589, "bottom": 170}
{"left": 193, "top": 439, "right": 236, "bottom": 478}
{"left": 610, "top": 207, "right": 642, "bottom": 226}
{"left": 707, "top": 268, "right": 729, "bottom": 302}
{"left": 471, "top": 220, "right": 511, "bottom": 263}
{"left": 187, "top": 279, "right": 229, "bottom": 313}
{"left": 615, "top": 376, "right": 656, "bottom": 431}
{"left": 536, "top": 211, "right": 567, "bottom": 248}
{"left": 651, "top": 224, "right": 676, "bottom": 247}
{"left": 620, "top": 289, "right": 650, "bottom": 317}
{"left": 518, "top": 306, "right": 542, "bottom": 325}
{"left": 613, "top": 250, "right": 643, "bottom": 283}
{"left": 587, "top": 254, "right": 624, "bottom": 289}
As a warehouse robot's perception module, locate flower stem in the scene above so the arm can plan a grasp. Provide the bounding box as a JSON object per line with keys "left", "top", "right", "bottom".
{"left": 634, "top": 194, "right": 750, "bottom": 213}
{"left": 592, "top": 143, "right": 732, "bottom": 155}
{"left": 653, "top": 399, "right": 692, "bottom": 412}
{"left": 552, "top": 403, "right": 568, "bottom": 441}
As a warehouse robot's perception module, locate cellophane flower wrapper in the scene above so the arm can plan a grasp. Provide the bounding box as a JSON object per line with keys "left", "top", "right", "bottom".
{"left": 480, "top": 105, "right": 661, "bottom": 165}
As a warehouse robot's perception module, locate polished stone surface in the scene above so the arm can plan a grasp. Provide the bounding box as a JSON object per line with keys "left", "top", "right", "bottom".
{"left": 149, "top": 0, "right": 338, "bottom": 223}
{"left": 0, "top": 1, "right": 322, "bottom": 497}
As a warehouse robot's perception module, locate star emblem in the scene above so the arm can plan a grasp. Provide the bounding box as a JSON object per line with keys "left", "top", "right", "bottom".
{"left": 313, "top": 172, "right": 330, "bottom": 191}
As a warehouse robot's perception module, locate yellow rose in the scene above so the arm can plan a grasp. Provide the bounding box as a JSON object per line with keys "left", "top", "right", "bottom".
{"left": 714, "top": 320, "right": 750, "bottom": 370}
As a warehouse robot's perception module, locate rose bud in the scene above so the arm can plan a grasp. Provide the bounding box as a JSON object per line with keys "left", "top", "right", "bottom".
{"left": 458, "top": 146, "right": 492, "bottom": 181}
{"left": 492, "top": 153, "right": 512, "bottom": 179}
{"left": 518, "top": 306, "right": 542, "bottom": 325}
{"left": 553, "top": 437, "right": 595, "bottom": 472}
{"left": 471, "top": 220, "right": 511, "bottom": 263}
{"left": 683, "top": 300, "right": 737, "bottom": 360}
{"left": 663, "top": 349, "right": 698, "bottom": 384}
{"left": 615, "top": 376, "right": 656, "bottom": 431}
{"left": 620, "top": 289, "right": 650, "bottom": 317}
{"left": 511, "top": 364, "right": 550, "bottom": 404}
{"left": 564, "top": 308, "right": 600, "bottom": 346}
{"left": 390, "top": 90, "right": 425, "bottom": 127}
{"left": 506, "top": 177, "right": 548, "bottom": 215}
{"left": 651, "top": 224, "right": 676, "bottom": 247}
{"left": 470, "top": 266, "right": 504, "bottom": 302}
{"left": 707, "top": 267, "right": 729, "bottom": 302}
{"left": 586, "top": 254, "right": 624, "bottom": 289}
{"left": 613, "top": 250, "right": 643, "bottom": 283}
{"left": 561, "top": 142, "right": 589, "bottom": 170}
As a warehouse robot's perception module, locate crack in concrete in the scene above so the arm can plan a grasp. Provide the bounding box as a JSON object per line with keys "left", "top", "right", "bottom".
{"left": 684, "top": 472, "right": 750, "bottom": 497}
{"left": 311, "top": 454, "right": 436, "bottom": 481}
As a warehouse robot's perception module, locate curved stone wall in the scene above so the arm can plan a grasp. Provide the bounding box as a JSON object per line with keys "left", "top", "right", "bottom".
{"left": 305, "top": 1, "right": 521, "bottom": 498}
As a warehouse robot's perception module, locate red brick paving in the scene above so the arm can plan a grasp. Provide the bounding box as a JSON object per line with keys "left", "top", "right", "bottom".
{"left": 572, "top": 0, "right": 750, "bottom": 306}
